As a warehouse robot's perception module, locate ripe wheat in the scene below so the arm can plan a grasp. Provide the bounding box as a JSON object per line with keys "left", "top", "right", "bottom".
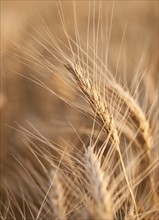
{"left": 1, "top": 1, "right": 159, "bottom": 220}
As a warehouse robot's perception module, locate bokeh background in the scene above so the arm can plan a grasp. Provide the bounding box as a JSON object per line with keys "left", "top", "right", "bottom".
{"left": 1, "top": 1, "right": 158, "bottom": 217}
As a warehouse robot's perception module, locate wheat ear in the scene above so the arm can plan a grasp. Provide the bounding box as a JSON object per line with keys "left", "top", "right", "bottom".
{"left": 64, "top": 61, "right": 119, "bottom": 147}
{"left": 64, "top": 60, "right": 139, "bottom": 218}
{"left": 49, "top": 170, "right": 69, "bottom": 220}
{"left": 106, "top": 85, "right": 152, "bottom": 151}
{"left": 105, "top": 85, "right": 158, "bottom": 204}
{"left": 83, "top": 145, "right": 113, "bottom": 219}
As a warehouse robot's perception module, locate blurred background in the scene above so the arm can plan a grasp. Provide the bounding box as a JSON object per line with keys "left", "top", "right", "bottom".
{"left": 1, "top": 0, "right": 158, "bottom": 212}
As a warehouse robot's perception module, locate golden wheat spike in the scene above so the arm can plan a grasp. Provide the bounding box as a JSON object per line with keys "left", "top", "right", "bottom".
{"left": 64, "top": 60, "right": 141, "bottom": 218}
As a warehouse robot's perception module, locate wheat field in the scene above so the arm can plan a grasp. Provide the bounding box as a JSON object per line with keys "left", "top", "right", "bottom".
{"left": 1, "top": 1, "right": 159, "bottom": 219}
